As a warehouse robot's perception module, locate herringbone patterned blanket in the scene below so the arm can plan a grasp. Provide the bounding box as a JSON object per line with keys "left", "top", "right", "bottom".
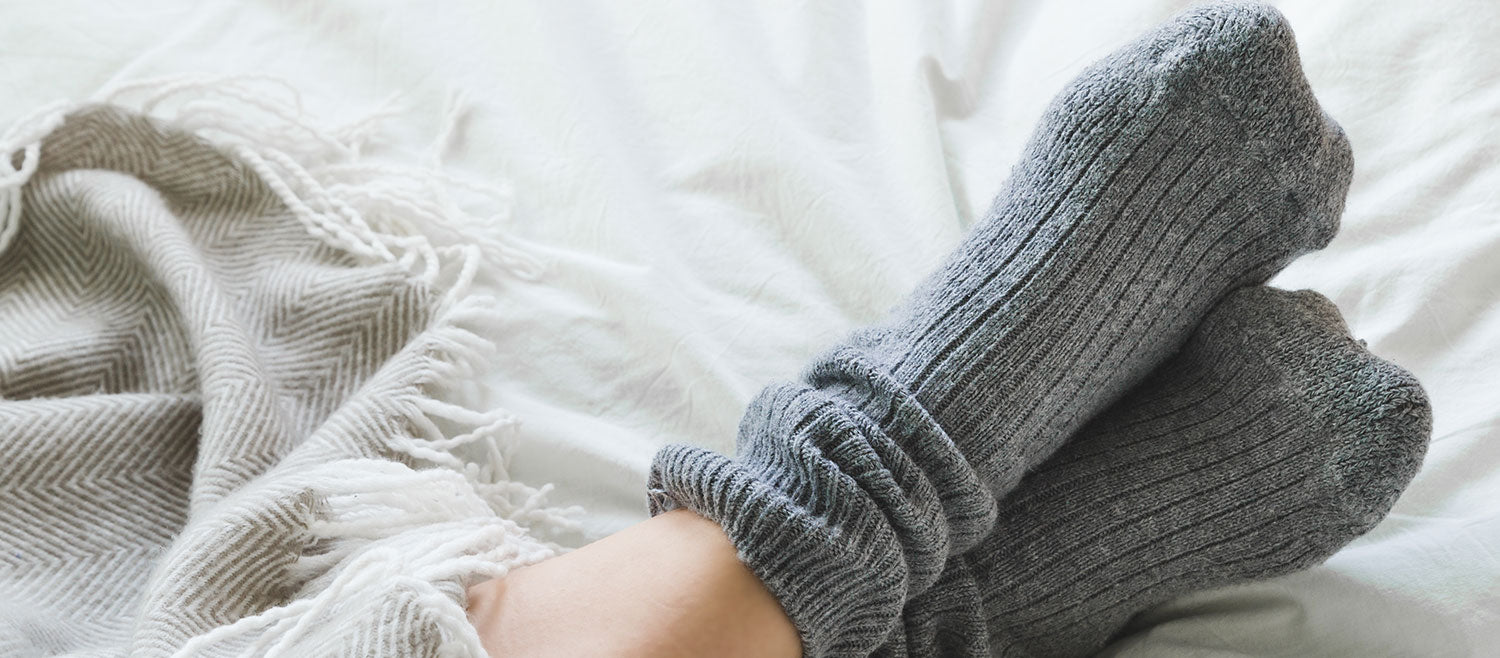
{"left": 0, "top": 103, "right": 559, "bottom": 656}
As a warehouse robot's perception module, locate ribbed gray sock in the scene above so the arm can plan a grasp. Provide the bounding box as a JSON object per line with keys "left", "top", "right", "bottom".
{"left": 882, "top": 287, "right": 1431, "bottom": 657}
{"left": 649, "top": 4, "right": 1354, "bottom": 656}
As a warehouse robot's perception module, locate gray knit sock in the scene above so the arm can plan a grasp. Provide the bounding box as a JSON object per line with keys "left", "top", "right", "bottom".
{"left": 882, "top": 287, "right": 1431, "bottom": 657}
{"left": 649, "top": 4, "right": 1352, "bottom": 656}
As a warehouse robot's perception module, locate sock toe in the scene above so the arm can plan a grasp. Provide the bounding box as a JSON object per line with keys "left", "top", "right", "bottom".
{"left": 1146, "top": 1, "right": 1353, "bottom": 248}
{"left": 1324, "top": 352, "right": 1432, "bottom": 536}
{"left": 1209, "top": 286, "right": 1433, "bottom": 539}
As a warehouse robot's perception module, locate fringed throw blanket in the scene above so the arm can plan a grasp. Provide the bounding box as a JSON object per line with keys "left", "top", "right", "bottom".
{"left": 0, "top": 92, "right": 567, "bottom": 656}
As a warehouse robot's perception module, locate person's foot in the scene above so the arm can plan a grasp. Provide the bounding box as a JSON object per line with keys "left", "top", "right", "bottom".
{"left": 651, "top": 4, "right": 1354, "bottom": 655}
{"left": 884, "top": 287, "right": 1431, "bottom": 657}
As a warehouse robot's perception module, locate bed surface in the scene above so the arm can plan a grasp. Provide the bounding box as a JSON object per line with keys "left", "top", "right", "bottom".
{"left": 7, "top": 1, "right": 1497, "bottom": 654}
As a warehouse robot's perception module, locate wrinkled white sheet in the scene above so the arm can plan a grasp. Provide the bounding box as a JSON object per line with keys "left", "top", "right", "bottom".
{"left": 6, "top": 1, "right": 1496, "bottom": 655}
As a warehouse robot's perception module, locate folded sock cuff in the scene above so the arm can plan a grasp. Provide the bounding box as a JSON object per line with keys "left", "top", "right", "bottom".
{"left": 648, "top": 349, "right": 993, "bottom": 657}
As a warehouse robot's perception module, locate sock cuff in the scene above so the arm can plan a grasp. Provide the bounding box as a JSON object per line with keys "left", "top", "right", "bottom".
{"left": 647, "top": 348, "right": 1000, "bottom": 657}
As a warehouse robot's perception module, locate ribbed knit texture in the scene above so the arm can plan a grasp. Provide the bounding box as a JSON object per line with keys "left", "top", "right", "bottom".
{"left": 876, "top": 287, "right": 1431, "bottom": 657}
{"left": 648, "top": 4, "right": 1354, "bottom": 656}
{"left": 0, "top": 105, "right": 559, "bottom": 656}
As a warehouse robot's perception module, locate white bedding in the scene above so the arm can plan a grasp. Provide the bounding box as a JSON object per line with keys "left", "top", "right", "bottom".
{"left": 7, "top": 1, "right": 1497, "bottom": 655}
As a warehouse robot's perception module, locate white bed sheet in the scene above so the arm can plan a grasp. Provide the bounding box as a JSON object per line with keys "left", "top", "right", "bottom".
{"left": 6, "top": 1, "right": 1497, "bottom": 655}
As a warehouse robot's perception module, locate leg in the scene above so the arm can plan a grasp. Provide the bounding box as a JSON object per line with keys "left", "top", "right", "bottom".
{"left": 650, "top": 4, "right": 1351, "bottom": 655}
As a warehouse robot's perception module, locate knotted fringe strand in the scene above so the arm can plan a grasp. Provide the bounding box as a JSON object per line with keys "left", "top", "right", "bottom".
{"left": 97, "top": 74, "right": 547, "bottom": 296}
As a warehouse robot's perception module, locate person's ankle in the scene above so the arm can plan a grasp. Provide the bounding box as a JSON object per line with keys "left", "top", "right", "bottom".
{"left": 466, "top": 510, "right": 802, "bottom": 658}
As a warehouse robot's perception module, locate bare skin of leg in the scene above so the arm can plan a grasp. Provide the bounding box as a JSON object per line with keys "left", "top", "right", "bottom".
{"left": 466, "top": 509, "right": 803, "bottom": 658}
